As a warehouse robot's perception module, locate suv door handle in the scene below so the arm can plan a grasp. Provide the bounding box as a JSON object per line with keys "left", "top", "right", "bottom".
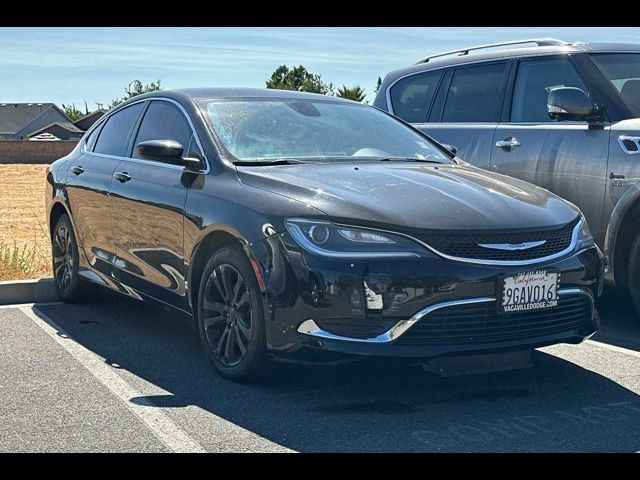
{"left": 70, "top": 165, "right": 84, "bottom": 175}
{"left": 495, "top": 137, "right": 521, "bottom": 150}
{"left": 113, "top": 171, "right": 131, "bottom": 183}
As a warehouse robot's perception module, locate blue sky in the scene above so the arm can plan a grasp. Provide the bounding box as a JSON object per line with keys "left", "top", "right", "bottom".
{"left": 1, "top": 27, "right": 639, "bottom": 108}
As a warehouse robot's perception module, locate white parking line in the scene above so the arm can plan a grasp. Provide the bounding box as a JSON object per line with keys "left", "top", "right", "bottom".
{"left": 0, "top": 302, "right": 63, "bottom": 310}
{"left": 20, "top": 305, "right": 206, "bottom": 453}
{"left": 586, "top": 339, "right": 640, "bottom": 359}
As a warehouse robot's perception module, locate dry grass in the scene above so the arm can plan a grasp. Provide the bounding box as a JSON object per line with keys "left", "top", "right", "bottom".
{"left": 0, "top": 164, "right": 51, "bottom": 280}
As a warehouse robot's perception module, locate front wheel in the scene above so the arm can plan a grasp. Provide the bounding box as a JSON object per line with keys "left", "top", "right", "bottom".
{"left": 627, "top": 231, "right": 640, "bottom": 317}
{"left": 197, "top": 245, "right": 268, "bottom": 382}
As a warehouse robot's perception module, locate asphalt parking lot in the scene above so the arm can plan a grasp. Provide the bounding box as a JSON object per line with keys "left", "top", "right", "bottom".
{"left": 1, "top": 287, "right": 639, "bottom": 452}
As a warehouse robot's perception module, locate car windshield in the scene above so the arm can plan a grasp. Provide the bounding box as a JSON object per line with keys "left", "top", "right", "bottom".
{"left": 590, "top": 53, "right": 640, "bottom": 116}
{"left": 196, "top": 98, "right": 451, "bottom": 164}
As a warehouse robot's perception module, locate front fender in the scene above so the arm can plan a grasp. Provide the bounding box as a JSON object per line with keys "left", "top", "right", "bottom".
{"left": 603, "top": 179, "right": 640, "bottom": 283}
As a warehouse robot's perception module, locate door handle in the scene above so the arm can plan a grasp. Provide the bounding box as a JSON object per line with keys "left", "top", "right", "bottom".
{"left": 609, "top": 172, "right": 625, "bottom": 180}
{"left": 70, "top": 165, "right": 84, "bottom": 175}
{"left": 495, "top": 137, "right": 521, "bottom": 150}
{"left": 113, "top": 171, "right": 131, "bottom": 183}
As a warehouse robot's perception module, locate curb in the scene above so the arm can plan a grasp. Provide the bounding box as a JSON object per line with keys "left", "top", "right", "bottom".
{"left": 0, "top": 278, "right": 60, "bottom": 305}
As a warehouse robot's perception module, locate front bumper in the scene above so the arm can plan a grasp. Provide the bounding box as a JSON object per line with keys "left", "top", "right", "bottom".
{"left": 252, "top": 233, "right": 603, "bottom": 360}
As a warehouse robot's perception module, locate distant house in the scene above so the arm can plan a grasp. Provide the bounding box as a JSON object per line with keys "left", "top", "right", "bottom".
{"left": 0, "top": 103, "right": 84, "bottom": 141}
{"left": 28, "top": 122, "right": 85, "bottom": 141}
{"left": 73, "top": 109, "right": 106, "bottom": 131}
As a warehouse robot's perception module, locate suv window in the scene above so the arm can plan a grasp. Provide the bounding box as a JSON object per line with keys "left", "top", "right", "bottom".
{"left": 442, "top": 63, "right": 507, "bottom": 122}
{"left": 93, "top": 103, "right": 144, "bottom": 156}
{"left": 511, "top": 58, "right": 589, "bottom": 122}
{"left": 389, "top": 70, "right": 442, "bottom": 123}
{"left": 132, "top": 101, "right": 192, "bottom": 160}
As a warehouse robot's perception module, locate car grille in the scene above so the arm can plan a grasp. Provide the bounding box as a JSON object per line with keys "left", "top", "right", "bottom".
{"left": 394, "top": 293, "right": 592, "bottom": 346}
{"left": 415, "top": 218, "right": 578, "bottom": 262}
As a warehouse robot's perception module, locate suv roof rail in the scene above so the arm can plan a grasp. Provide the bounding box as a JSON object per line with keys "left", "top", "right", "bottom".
{"left": 415, "top": 38, "right": 570, "bottom": 64}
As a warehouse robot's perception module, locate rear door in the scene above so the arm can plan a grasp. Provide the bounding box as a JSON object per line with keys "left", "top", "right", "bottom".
{"left": 404, "top": 61, "right": 510, "bottom": 169}
{"left": 65, "top": 102, "right": 145, "bottom": 274}
{"left": 490, "top": 56, "right": 610, "bottom": 245}
{"left": 109, "top": 99, "right": 202, "bottom": 310}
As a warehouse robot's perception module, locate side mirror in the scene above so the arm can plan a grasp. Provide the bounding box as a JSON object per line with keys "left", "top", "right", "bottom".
{"left": 136, "top": 139, "right": 202, "bottom": 169}
{"left": 441, "top": 143, "right": 457, "bottom": 155}
{"left": 547, "top": 87, "right": 602, "bottom": 123}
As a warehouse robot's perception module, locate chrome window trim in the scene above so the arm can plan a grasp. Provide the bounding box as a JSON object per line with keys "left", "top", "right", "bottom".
{"left": 81, "top": 97, "right": 210, "bottom": 174}
{"left": 297, "top": 287, "right": 594, "bottom": 344}
{"left": 385, "top": 50, "right": 579, "bottom": 116}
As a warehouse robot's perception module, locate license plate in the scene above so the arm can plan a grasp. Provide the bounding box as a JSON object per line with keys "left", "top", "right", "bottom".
{"left": 499, "top": 270, "right": 559, "bottom": 314}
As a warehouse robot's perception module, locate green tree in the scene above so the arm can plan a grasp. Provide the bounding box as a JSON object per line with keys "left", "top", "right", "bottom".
{"left": 336, "top": 85, "right": 367, "bottom": 102}
{"left": 61, "top": 103, "right": 84, "bottom": 121}
{"left": 374, "top": 76, "right": 382, "bottom": 93}
{"left": 109, "top": 79, "right": 162, "bottom": 108}
{"left": 266, "top": 65, "right": 333, "bottom": 94}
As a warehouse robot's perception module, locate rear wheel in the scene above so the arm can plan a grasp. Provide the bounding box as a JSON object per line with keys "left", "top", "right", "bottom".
{"left": 197, "top": 245, "right": 268, "bottom": 382}
{"left": 52, "top": 214, "right": 94, "bottom": 303}
{"left": 627, "top": 231, "right": 640, "bottom": 317}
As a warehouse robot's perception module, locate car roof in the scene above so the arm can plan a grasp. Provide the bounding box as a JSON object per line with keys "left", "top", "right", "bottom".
{"left": 119, "top": 88, "right": 358, "bottom": 105}
{"left": 383, "top": 40, "right": 640, "bottom": 84}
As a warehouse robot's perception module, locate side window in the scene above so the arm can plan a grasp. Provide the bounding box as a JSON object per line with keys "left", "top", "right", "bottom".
{"left": 84, "top": 123, "right": 103, "bottom": 152}
{"left": 93, "top": 103, "right": 144, "bottom": 156}
{"left": 185, "top": 133, "right": 203, "bottom": 159}
{"left": 511, "top": 58, "right": 589, "bottom": 122}
{"left": 442, "top": 63, "right": 508, "bottom": 122}
{"left": 132, "top": 101, "right": 192, "bottom": 160}
{"left": 389, "top": 70, "right": 442, "bottom": 123}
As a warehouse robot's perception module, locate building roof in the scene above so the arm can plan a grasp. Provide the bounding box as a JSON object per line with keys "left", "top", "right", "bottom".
{"left": 27, "top": 121, "right": 84, "bottom": 137}
{"left": 0, "top": 103, "right": 69, "bottom": 134}
{"left": 73, "top": 109, "right": 107, "bottom": 127}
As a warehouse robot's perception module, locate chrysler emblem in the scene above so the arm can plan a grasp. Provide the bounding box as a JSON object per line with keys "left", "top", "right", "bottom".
{"left": 478, "top": 240, "right": 546, "bottom": 251}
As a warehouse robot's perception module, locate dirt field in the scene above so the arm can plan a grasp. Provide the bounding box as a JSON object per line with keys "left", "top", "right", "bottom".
{"left": 0, "top": 164, "right": 51, "bottom": 280}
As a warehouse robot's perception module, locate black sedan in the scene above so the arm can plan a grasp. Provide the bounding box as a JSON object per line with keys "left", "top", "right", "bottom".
{"left": 46, "top": 88, "right": 604, "bottom": 381}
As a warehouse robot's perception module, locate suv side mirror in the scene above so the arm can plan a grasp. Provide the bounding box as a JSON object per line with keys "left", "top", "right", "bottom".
{"left": 136, "top": 139, "right": 202, "bottom": 169}
{"left": 547, "top": 87, "right": 602, "bottom": 123}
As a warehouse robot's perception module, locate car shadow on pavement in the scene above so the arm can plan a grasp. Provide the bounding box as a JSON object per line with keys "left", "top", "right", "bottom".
{"left": 34, "top": 295, "right": 640, "bottom": 452}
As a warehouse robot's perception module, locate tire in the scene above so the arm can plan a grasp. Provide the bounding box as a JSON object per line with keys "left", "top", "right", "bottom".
{"left": 51, "top": 214, "right": 95, "bottom": 303}
{"left": 627, "top": 231, "right": 640, "bottom": 317}
{"left": 197, "top": 245, "right": 268, "bottom": 382}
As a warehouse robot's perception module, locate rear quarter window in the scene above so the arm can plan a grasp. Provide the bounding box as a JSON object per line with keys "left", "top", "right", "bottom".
{"left": 389, "top": 70, "right": 442, "bottom": 123}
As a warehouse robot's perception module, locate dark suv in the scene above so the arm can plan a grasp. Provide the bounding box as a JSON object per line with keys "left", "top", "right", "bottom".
{"left": 374, "top": 38, "right": 640, "bottom": 315}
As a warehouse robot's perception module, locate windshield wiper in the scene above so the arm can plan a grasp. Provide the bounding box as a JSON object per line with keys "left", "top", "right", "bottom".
{"left": 233, "top": 158, "right": 309, "bottom": 166}
{"left": 378, "top": 157, "right": 444, "bottom": 164}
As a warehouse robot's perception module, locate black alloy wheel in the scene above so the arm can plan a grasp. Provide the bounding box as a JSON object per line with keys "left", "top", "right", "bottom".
{"left": 197, "top": 245, "right": 267, "bottom": 381}
{"left": 203, "top": 264, "right": 253, "bottom": 367}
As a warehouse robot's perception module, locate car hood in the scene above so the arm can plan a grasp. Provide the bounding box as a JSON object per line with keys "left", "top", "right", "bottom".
{"left": 237, "top": 162, "right": 580, "bottom": 232}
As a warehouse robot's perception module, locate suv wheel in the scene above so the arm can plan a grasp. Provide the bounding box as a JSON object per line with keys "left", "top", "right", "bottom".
{"left": 197, "top": 245, "right": 268, "bottom": 382}
{"left": 628, "top": 232, "right": 640, "bottom": 316}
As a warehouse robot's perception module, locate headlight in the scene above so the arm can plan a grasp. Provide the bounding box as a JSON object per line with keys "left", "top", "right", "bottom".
{"left": 284, "top": 218, "right": 427, "bottom": 258}
{"left": 576, "top": 214, "right": 594, "bottom": 250}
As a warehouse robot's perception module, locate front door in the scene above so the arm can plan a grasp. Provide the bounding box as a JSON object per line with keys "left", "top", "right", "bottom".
{"left": 490, "top": 56, "right": 610, "bottom": 246}
{"left": 109, "top": 99, "right": 197, "bottom": 310}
